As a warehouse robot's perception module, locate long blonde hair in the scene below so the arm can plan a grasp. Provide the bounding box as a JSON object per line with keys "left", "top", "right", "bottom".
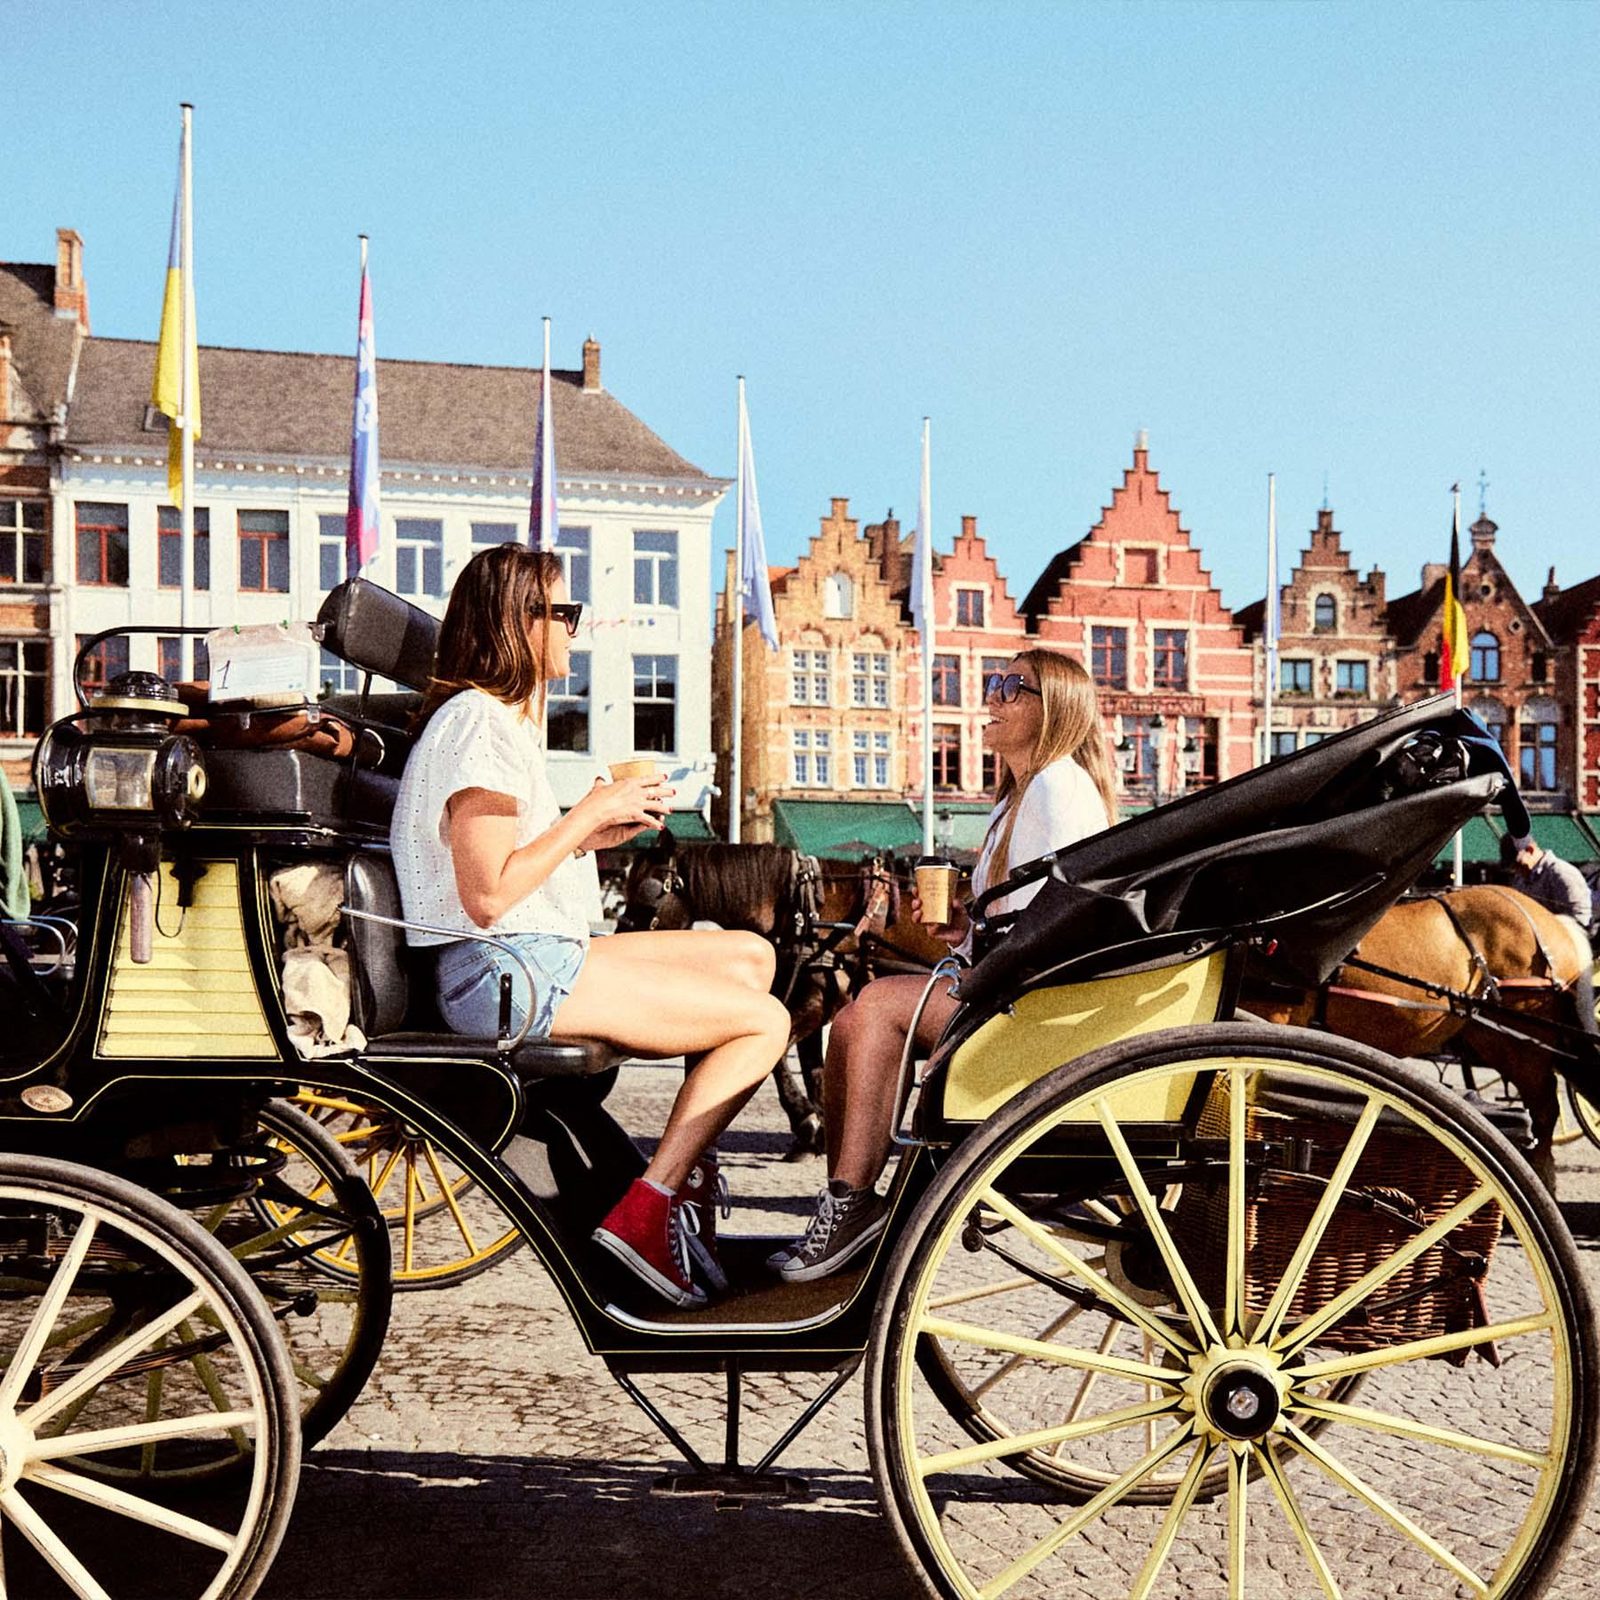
{"left": 985, "top": 648, "right": 1118, "bottom": 886}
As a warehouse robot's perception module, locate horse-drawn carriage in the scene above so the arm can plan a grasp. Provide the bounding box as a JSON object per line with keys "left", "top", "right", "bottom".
{"left": 0, "top": 582, "right": 1592, "bottom": 1599}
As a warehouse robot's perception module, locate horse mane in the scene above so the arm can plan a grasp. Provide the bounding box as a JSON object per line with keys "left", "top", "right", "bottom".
{"left": 680, "top": 844, "right": 800, "bottom": 934}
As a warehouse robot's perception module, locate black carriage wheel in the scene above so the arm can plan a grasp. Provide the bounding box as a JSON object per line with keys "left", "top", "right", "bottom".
{"left": 866, "top": 1024, "right": 1598, "bottom": 1600}
{"left": 0, "top": 1153, "right": 300, "bottom": 1600}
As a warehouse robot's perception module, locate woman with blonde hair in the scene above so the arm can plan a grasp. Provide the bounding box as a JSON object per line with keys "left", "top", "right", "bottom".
{"left": 391, "top": 543, "right": 791, "bottom": 1310}
{"left": 769, "top": 647, "right": 1117, "bottom": 1281}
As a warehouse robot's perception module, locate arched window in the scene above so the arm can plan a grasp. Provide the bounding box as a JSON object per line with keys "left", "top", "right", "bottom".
{"left": 1469, "top": 697, "right": 1507, "bottom": 747}
{"left": 1518, "top": 695, "right": 1560, "bottom": 792}
{"left": 1470, "top": 631, "right": 1500, "bottom": 683}
{"left": 822, "top": 571, "right": 853, "bottom": 619}
{"left": 1313, "top": 595, "right": 1337, "bottom": 632}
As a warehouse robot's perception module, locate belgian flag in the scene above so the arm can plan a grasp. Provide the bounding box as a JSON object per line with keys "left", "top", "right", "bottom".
{"left": 1439, "top": 498, "right": 1468, "bottom": 693}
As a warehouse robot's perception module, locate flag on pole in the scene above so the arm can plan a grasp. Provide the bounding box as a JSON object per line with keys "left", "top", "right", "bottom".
{"left": 345, "top": 239, "right": 380, "bottom": 577}
{"left": 529, "top": 318, "right": 560, "bottom": 550}
{"left": 1440, "top": 493, "right": 1469, "bottom": 693}
{"left": 151, "top": 129, "right": 199, "bottom": 508}
{"left": 737, "top": 386, "right": 778, "bottom": 649}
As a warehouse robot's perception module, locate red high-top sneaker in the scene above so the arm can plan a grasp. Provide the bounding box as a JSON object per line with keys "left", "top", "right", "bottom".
{"left": 593, "top": 1179, "right": 707, "bottom": 1309}
{"left": 677, "top": 1155, "right": 731, "bottom": 1295}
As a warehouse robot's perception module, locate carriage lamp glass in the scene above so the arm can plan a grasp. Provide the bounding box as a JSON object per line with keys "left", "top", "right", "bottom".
{"left": 84, "top": 746, "right": 159, "bottom": 811}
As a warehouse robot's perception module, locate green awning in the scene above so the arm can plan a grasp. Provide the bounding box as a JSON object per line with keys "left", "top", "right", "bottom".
{"left": 621, "top": 811, "right": 716, "bottom": 849}
{"left": 1432, "top": 815, "right": 1505, "bottom": 865}
{"left": 771, "top": 800, "right": 925, "bottom": 859}
{"left": 1530, "top": 813, "right": 1599, "bottom": 863}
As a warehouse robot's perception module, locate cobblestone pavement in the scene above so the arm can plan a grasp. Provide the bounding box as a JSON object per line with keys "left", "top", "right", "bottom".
{"left": 259, "top": 1061, "right": 1600, "bottom": 1599}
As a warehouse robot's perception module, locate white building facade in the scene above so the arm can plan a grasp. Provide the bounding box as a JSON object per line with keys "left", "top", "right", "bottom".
{"left": 57, "top": 335, "right": 725, "bottom": 809}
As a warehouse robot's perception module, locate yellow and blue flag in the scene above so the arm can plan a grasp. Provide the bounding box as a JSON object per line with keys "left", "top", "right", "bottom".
{"left": 151, "top": 130, "right": 199, "bottom": 508}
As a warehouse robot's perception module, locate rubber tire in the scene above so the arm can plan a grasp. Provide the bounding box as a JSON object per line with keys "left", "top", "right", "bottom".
{"left": 865, "top": 1022, "right": 1600, "bottom": 1600}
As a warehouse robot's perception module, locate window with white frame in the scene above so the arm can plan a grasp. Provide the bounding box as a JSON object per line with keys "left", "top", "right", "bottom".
{"left": 632, "top": 654, "right": 677, "bottom": 752}
{"left": 549, "top": 651, "right": 590, "bottom": 753}
{"left": 395, "top": 518, "right": 444, "bottom": 598}
{"left": 791, "top": 649, "right": 830, "bottom": 704}
{"left": 1335, "top": 659, "right": 1369, "bottom": 696}
{"left": 318, "top": 513, "right": 345, "bottom": 592}
{"left": 955, "top": 588, "right": 986, "bottom": 627}
{"left": 793, "top": 729, "right": 812, "bottom": 787}
{"left": 873, "top": 731, "right": 890, "bottom": 787}
{"left": 557, "top": 527, "right": 591, "bottom": 604}
{"left": 852, "top": 730, "right": 869, "bottom": 788}
{"left": 319, "top": 648, "right": 363, "bottom": 696}
{"left": 0, "top": 640, "right": 47, "bottom": 736}
{"left": 633, "top": 530, "right": 678, "bottom": 607}
{"left": 813, "top": 729, "right": 831, "bottom": 787}
{"left": 851, "top": 650, "right": 889, "bottom": 708}
{"left": 0, "top": 500, "right": 46, "bottom": 585}
{"left": 793, "top": 728, "right": 832, "bottom": 787}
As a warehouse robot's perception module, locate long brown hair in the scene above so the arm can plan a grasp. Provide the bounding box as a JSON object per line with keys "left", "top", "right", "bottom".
{"left": 985, "top": 648, "right": 1118, "bottom": 887}
{"left": 418, "top": 542, "right": 565, "bottom": 725}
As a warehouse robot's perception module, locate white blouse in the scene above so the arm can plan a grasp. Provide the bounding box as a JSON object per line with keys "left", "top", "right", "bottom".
{"left": 390, "top": 688, "right": 600, "bottom": 947}
{"left": 963, "top": 756, "right": 1110, "bottom": 950}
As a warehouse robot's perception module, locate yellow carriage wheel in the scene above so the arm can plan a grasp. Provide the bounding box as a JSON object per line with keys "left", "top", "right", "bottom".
{"left": 867, "top": 1024, "right": 1596, "bottom": 1600}
{"left": 1561, "top": 959, "right": 1600, "bottom": 1149}
{"left": 289, "top": 1090, "right": 524, "bottom": 1290}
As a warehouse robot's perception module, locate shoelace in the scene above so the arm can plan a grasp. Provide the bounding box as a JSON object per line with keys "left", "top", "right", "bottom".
{"left": 710, "top": 1167, "right": 731, "bottom": 1222}
{"left": 796, "top": 1188, "right": 842, "bottom": 1259}
{"left": 668, "top": 1199, "right": 699, "bottom": 1284}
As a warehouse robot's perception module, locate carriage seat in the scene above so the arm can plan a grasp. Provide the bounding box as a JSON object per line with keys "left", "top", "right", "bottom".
{"left": 317, "top": 579, "right": 440, "bottom": 694}
{"left": 343, "top": 852, "right": 616, "bottom": 1079}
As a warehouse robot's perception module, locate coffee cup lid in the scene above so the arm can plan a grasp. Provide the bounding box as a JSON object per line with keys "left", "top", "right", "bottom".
{"left": 915, "top": 856, "right": 953, "bottom": 870}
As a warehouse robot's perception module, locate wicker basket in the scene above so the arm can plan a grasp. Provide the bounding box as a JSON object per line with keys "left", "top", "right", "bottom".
{"left": 1175, "top": 1075, "right": 1505, "bottom": 1353}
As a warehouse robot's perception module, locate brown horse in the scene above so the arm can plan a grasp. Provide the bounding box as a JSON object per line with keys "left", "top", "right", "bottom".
{"left": 1244, "top": 886, "right": 1596, "bottom": 1188}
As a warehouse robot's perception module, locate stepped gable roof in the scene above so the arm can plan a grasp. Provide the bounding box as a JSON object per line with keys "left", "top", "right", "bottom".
{"left": 1536, "top": 571, "right": 1600, "bottom": 642}
{"left": 1234, "top": 597, "right": 1266, "bottom": 643}
{"left": 1019, "top": 538, "right": 1087, "bottom": 627}
{"left": 66, "top": 337, "right": 715, "bottom": 484}
{"left": 1385, "top": 576, "right": 1447, "bottom": 648}
{"left": 0, "top": 262, "right": 79, "bottom": 415}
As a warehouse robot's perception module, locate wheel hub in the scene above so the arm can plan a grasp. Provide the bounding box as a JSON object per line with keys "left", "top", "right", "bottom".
{"left": 1185, "top": 1348, "right": 1289, "bottom": 1443}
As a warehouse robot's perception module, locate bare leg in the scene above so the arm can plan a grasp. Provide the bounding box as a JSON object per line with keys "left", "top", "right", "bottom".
{"left": 824, "top": 973, "right": 960, "bottom": 1191}
{"left": 605, "top": 928, "right": 775, "bottom": 994}
{"left": 551, "top": 940, "right": 790, "bottom": 1191}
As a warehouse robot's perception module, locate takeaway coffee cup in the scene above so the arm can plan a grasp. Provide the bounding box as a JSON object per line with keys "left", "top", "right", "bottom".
{"left": 914, "top": 857, "right": 959, "bottom": 926}
{"left": 608, "top": 758, "right": 658, "bottom": 783}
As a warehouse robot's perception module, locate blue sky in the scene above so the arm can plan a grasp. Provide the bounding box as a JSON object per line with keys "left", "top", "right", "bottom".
{"left": 9, "top": 0, "right": 1597, "bottom": 612}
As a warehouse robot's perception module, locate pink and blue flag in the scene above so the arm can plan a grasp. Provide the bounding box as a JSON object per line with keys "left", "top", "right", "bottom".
{"left": 529, "top": 318, "right": 560, "bottom": 550}
{"left": 345, "top": 247, "right": 380, "bottom": 577}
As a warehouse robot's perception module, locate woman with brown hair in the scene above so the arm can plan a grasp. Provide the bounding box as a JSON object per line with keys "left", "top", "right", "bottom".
{"left": 769, "top": 647, "right": 1118, "bottom": 1281}
{"left": 391, "top": 543, "right": 791, "bottom": 1310}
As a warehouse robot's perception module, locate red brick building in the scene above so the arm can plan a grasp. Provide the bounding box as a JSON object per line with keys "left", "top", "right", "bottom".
{"left": 1535, "top": 570, "right": 1600, "bottom": 812}
{"left": 1389, "top": 515, "right": 1566, "bottom": 808}
{"left": 0, "top": 231, "right": 88, "bottom": 787}
{"left": 1237, "top": 506, "right": 1394, "bottom": 759}
{"left": 1021, "top": 436, "right": 1254, "bottom": 805}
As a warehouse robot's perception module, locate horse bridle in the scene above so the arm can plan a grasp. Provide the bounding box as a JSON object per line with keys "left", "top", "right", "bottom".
{"left": 618, "top": 846, "right": 685, "bottom": 933}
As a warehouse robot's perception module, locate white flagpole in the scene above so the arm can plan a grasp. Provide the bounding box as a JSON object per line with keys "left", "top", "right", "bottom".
{"left": 1452, "top": 482, "right": 1464, "bottom": 888}
{"left": 1262, "top": 471, "right": 1276, "bottom": 766}
{"left": 730, "top": 377, "right": 746, "bottom": 844}
{"left": 919, "top": 417, "right": 934, "bottom": 856}
{"left": 178, "top": 102, "right": 195, "bottom": 674}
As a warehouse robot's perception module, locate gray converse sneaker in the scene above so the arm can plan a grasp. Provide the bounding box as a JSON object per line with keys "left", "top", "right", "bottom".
{"left": 774, "top": 1181, "right": 888, "bottom": 1282}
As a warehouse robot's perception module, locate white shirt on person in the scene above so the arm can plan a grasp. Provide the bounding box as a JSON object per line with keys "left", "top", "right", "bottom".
{"left": 960, "top": 755, "right": 1111, "bottom": 957}
{"left": 390, "top": 687, "right": 600, "bottom": 947}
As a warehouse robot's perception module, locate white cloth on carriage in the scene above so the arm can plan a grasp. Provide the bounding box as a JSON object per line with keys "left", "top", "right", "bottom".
{"left": 389, "top": 688, "right": 601, "bottom": 947}
{"left": 958, "top": 756, "right": 1112, "bottom": 960}
{"left": 269, "top": 861, "right": 368, "bottom": 1059}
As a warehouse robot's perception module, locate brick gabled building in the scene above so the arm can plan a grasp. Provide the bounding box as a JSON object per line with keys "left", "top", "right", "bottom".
{"left": 1389, "top": 514, "right": 1566, "bottom": 807}
{"left": 713, "top": 497, "right": 911, "bottom": 842}
{"left": 1, "top": 231, "right": 89, "bottom": 785}
{"left": 1021, "top": 436, "right": 1253, "bottom": 804}
{"left": 1535, "top": 569, "right": 1600, "bottom": 812}
{"left": 1236, "top": 506, "right": 1394, "bottom": 759}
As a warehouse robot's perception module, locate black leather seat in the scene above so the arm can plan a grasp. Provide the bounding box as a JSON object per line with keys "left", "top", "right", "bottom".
{"left": 343, "top": 852, "right": 616, "bottom": 1080}
{"left": 317, "top": 579, "right": 440, "bottom": 693}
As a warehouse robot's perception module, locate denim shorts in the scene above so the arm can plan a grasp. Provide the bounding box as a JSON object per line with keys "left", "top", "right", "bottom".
{"left": 434, "top": 933, "right": 586, "bottom": 1040}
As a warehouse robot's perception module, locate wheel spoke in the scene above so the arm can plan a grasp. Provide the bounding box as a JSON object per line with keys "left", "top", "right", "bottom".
{"left": 368, "top": 1144, "right": 404, "bottom": 1206}
{"left": 1, "top": 1486, "right": 114, "bottom": 1600}
{"left": 917, "top": 1393, "right": 1180, "bottom": 1477}
{"left": 977, "top": 1188, "right": 1195, "bottom": 1359}
{"left": 1227, "top": 1445, "right": 1248, "bottom": 1600}
{"left": 423, "top": 1144, "right": 479, "bottom": 1253}
{"left": 1291, "top": 1394, "right": 1552, "bottom": 1469}
{"left": 1129, "top": 1438, "right": 1215, "bottom": 1600}
{"left": 971, "top": 1305, "right": 1085, "bottom": 1400}
{"left": 31, "top": 1409, "right": 259, "bottom": 1462}
{"left": 0, "top": 1218, "right": 97, "bottom": 1412}
{"left": 976, "top": 1425, "right": 1195, "bottom": 1600}
{"left": 1255, "top": 1099, "right": 1381, "bottom": 1344}
{"left": 1276, "top": 1183, "right": 1497, "bottom": 1355}
{"left": 1224, "top": 1067, "right": 1247, "bottom": 1339}
{"left": 1054, "top": 1321, "right": 1117, "bottom": 1448}
{"left": 1290, "top": 1312, "right": 1552, "bottom": 1383}
{"left": 928, "top": 1274, "right": 1041, "bottom": 1312}
{"left": 1283, "top": 1420, "right": 1489, "bottom": 1595}
{"left": 22, "top": 1290, "right": 205, "bottom": 1430}
{"left": 919, "top": 1316, "right": 1181, "bottom": 1388}
{"left": 1259, "top": 1442, "right": 1344, "bottom": 1599}
{"left": 25, "top": 1463, "right": 236, "bottom": 1553}
{"left": 402, "top": 1159, "right": 419, "bottom": 1274}
{"left": 1093, "top": 1096, "right": 1221, "bottom": 1347}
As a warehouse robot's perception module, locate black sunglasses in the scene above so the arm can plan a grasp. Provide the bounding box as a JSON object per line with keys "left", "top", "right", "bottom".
{"left": 984, "top": 671, "right": 1041, "bottom": 704}
{"left": 531, "top": 602, "right": 584, "bottom": 637}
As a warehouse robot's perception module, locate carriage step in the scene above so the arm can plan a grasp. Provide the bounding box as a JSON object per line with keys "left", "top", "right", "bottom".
{"left": 650, "top": 1469, "right": 810, "bottom": 1509}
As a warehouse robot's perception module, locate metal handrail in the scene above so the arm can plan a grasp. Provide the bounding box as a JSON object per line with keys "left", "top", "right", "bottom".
{"left": 890, "top": 955, "right": 963, "bottom": 1149}
{"left": 338, "top": 904, "right": 542, "bottom": 1052}
{"left": 1, "top": 917, "right": 69, "bottom": 975}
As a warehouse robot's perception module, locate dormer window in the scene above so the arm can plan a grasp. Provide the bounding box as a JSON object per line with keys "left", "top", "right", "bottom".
{"left": 955, "top": 588, "right": 986, "bottom": 627}
{"left": 1313, "top": 595, "right": 1337, "bottom": 632}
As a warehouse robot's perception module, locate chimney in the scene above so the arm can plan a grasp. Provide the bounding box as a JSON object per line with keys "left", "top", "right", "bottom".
{"left": 582, "top": 336, "right": 601, "bottom": 392}
{"left": 1544, "top": 566, "right": 1561, "bottom": 604}
{"left": 830, "top": 496, "right": 850, "bottom": 520}
{"left": 961, "top": 515, "right": 977, "bottom": 540}
{"left": 1316, "top": 507, "right": 1334, "bottom": 534}
{"left": 1133, "top": 428, "right": 1149, "bottom": 466}
{"left": 54, "top": 229, "right": 89, "bottom": 329}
